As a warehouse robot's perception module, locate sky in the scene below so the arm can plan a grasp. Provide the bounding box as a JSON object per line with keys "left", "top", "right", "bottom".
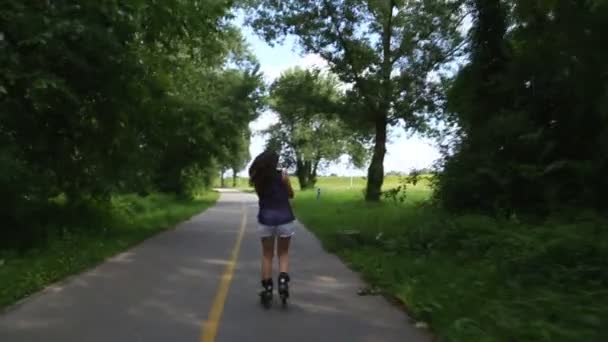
{"left": 237, "top": 16, "right": 442, "bottom": 177}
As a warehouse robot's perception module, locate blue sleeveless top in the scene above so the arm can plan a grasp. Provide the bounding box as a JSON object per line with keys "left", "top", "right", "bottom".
{"left": 257, "top": 171, "right": 295, "bottom": 226}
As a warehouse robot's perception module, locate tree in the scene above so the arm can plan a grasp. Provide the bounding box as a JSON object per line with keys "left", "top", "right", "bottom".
{"left": 247, "top": 0, "right": 465, "bottom": 200}
{"left": 230, "top": 132, "right": 251, "bottom": 187}
{"left": 265, "top": 68, "right": 369, "bottom": 189}
{"left": 218, "top": 130, "right": 251, "bottom": 188}
{"left": 437, "top": 0, "right": 608, "bottom": 213}
{"left": 150, "top": 57, "right": 263, "bottom": 194}
{"left": 0, "top": 1, "right": 263, "bottom": 247}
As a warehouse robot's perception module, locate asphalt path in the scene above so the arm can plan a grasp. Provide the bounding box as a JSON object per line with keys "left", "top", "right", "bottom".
{"left": 0, "top": 191, "right": 430, "bottom": 342}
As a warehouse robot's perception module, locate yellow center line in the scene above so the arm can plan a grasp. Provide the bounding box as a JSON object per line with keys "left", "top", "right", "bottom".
{"left": 201, "top": 206, "right": 248, "bottom": 342}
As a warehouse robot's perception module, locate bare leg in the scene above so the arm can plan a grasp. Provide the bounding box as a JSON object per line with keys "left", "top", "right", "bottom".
{"left": 277, "top": 236, "right": 291, "bottom": 274}
{"left": 261, "top": 237, "right": 275, "bottom": 280}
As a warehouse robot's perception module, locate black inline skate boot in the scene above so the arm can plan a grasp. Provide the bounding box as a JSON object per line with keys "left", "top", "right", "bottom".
{"left": 259, "top": 278, "right": 273, "bottom": 308}
{"left": 277, "top": 272, "right": 290, "bottom": 306}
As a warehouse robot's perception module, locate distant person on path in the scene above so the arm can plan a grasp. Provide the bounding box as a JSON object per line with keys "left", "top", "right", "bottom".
{"left": 248, "top": 150, "right": 295, "bottom": 305}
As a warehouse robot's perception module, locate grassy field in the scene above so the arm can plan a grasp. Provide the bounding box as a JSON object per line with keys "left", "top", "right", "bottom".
{"left": 0, "top": 192, "right": 218, "bottom": 309}
{"left": 228, "top": 174, "right": 407, "bottom": 192}
{"left": 293, "top": 177, "right": 608, "bottom": 342}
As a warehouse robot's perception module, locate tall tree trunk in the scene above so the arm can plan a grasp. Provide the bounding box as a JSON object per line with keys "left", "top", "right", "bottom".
{"left": 311, "top": 158, "right": 320, "bottom": 188}
{"left": 296, "top": 159, "right": 318, "bottom": 190}
{"left": 365, "top": 115, "right": 387, "bottom": 201}
{"left": 232, "top": 168, "right": 238, "bottom": 187}
{"left": 220, "top": 169, "right": 225, "bottom": 188}
{"left": 365, "top": 1, "right": 393, "bottom": 202}
{"left": 305, "top": 160, "right": 313, "bottom": 187}
{"left": 296, "top": 159, "right": 309, "bottom": 190}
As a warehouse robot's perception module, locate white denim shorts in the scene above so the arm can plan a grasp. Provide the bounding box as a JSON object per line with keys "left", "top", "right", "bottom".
{"left": 257, "top": 222, "right": 296, "bottom": 238}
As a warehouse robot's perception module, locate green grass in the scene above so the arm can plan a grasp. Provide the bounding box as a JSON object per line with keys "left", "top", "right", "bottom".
{"left": 230, "top": 174, "right": 417, "bottom": 192}
{"left": 0, "top": 192, "right": 218, "bottom": 309}
{"left": 216, "top": 176, "right": 252, "bottom": 190}
{"left": 293, "top": 182, "right": 608, "bottom": 342}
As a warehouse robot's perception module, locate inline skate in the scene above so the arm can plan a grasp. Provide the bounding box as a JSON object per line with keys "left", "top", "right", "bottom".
{"left": 277, "top": 272, "right": 290, "bottom": 306}
{"left": 259, "top": 279, "right": 273, "bottom": 308}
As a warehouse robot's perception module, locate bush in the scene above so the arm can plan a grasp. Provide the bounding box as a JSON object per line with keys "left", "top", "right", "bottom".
{"left": 294, "top": 189, "right": 608, "bottom": 341}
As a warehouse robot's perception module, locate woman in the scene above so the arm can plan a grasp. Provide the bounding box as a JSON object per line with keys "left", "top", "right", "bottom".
{"left": 248, "top": 150, "right": 295, "bottom": 306}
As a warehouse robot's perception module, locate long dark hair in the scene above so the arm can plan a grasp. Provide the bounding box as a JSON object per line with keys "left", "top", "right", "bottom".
{"left": 248, "top": 150, "right": 279, "bottom": 196}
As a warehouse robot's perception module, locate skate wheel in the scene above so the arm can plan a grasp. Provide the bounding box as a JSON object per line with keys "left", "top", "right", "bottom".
{"left": 260, "top": 293, "right": 272, "bottom": 309}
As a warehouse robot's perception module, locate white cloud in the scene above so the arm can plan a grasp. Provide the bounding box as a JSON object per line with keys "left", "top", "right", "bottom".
{"left": 261, "top": 53, "right": 328, "bottom": 82}
{"left": 384, "top": 135, "right": 440, "bottom": 173}
{"left": 242, "top": 111, "right": 278, "bottom": 176}
{"left": 299, "top": 53, "right": 328, "bottom": 69}
{"left": 249, "top": 110, "right": 278, "bottom": 132}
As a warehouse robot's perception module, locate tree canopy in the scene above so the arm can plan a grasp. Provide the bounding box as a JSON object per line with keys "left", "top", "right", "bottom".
{"left": 3, "top": 0, "right": 608, "bottom": 246}
{"left": 436, "top": 0, "right": 608, "bottom": 214}
{"left": 264, "top": 68, "right": 369, "bottom": 189}
{"left": 247, "top": 0, "right": 465, "bottom": 200}
{"left": 0, "top": 1, "right": 263, "bottom": 248}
